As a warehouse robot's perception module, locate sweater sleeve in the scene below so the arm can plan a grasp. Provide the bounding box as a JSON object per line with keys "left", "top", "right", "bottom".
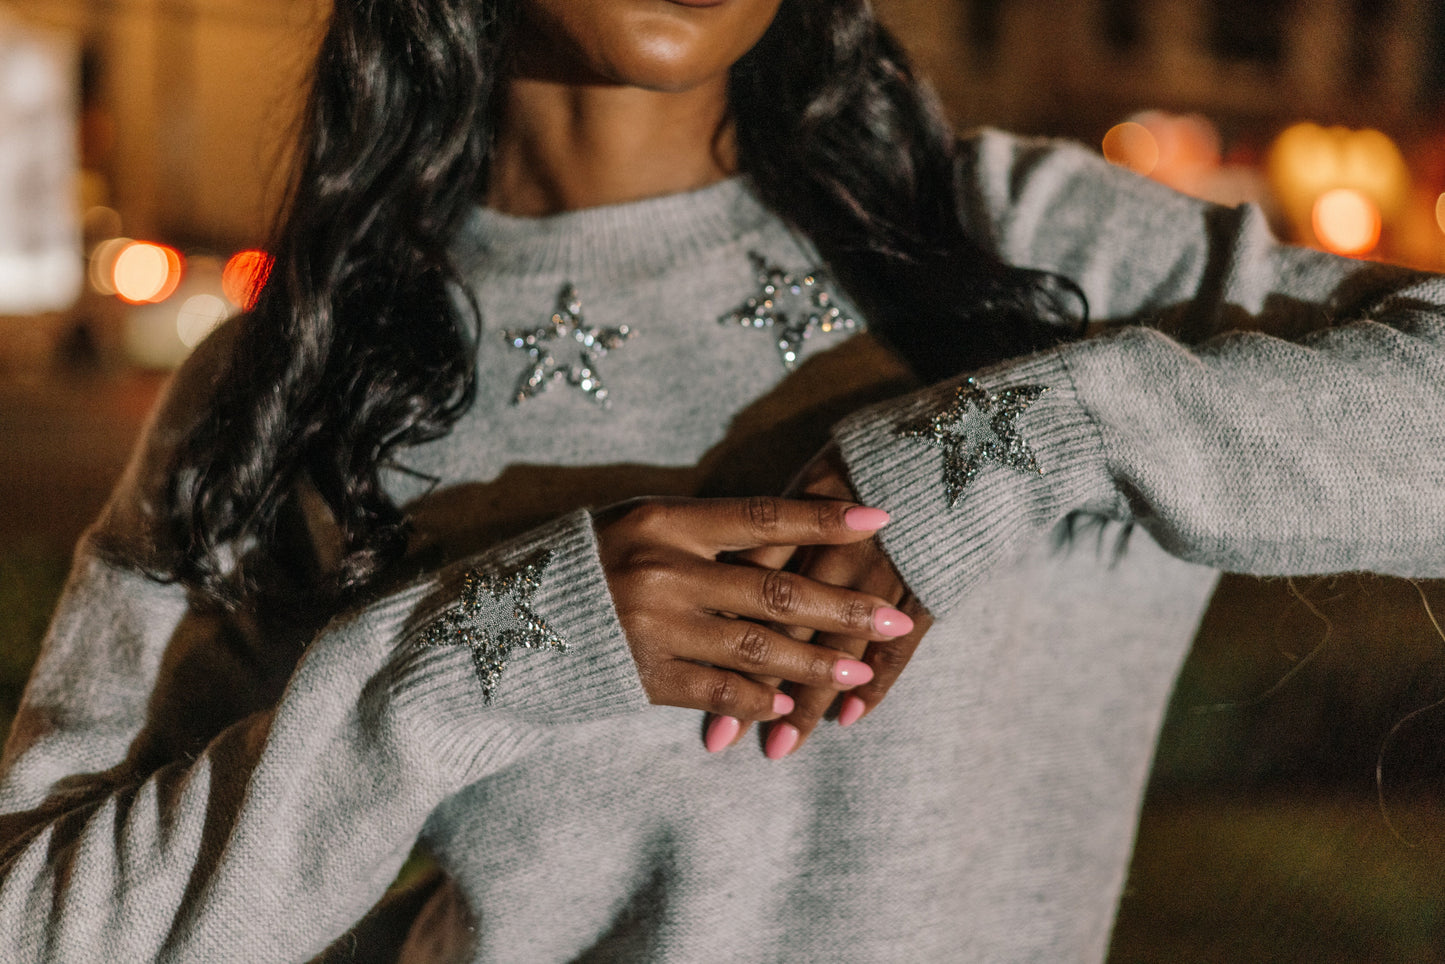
{"left": 834, "top": 133, "right": 1445, "bottom": 617}
{"left": 0, "top": 336, "right": 649, "bottom": 961}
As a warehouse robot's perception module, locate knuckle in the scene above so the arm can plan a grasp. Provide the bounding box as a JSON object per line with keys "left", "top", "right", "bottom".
{"left": 622, "top": 555, "right": 675, "bottom": 594}
{"left": 626, "top": 500, "right": 671, "bottom": 538}
{"left": 744, "top": 496, "right": 780, "bottom": 535}
{"left": 840, "top": 596, "right": 873, "bottom": 633}
{"left": 734, "top": 623, "right": 772, "bottom": 668}
{"left": 808, "top": 652, "right": 836, "bottom": 686}
{"left": 813, "top": 498, "right": 837, "bottom": 533}
{"left": 758, "top": 569, "right": 799, "bottom": 618}
{"left": 706, "top": 673, "right": 741, "bottom": 712}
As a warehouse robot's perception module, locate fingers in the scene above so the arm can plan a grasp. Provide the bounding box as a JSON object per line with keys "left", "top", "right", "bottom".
{"left": 695, "top": 560, "right": 913, "bottom": 642}
{"left": 836, "top": 595, "right": 933, "bottom": 727}
{"left": 757, "top": 539, "right": 919, "bottom": 758}
{"left": 623, "top": 496, "right": 888, "bottom": 555}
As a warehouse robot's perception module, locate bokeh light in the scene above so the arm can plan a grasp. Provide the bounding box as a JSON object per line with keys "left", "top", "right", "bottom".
{"left": 1312, "top": 188, "right": 1382, "bottom": 256}
{"left": 88, "top": 236, "right": 131, "bottom": 296}
{"left": 82, "top": 205, "right": 122, "bottom": 242}
{"left": 1268, "top": 123, "right": 1408, "bottom": 244}
{"left": 1102, "top": 122, "right": 1160, "bottom": 177}
{"left": 1125, "top": 111, "right": 1222, "bottom": 194}
{"left": 113, "top": 241, "right": 183, "bottom": 304}
{"left": 176, "top": 293, "right": 232, "bottom": 348}
{"left": 1435, "top": 193, "right": 1445, "bottom": 237}
{"left": 222, "top": 250, "right": 273, "bottom": 310}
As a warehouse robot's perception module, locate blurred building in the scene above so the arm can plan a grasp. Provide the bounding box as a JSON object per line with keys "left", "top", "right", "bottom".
{"left": 881, "top": 0, "right": 1444, "bottom": 141}
{"left": 0, "top": 12, "right": 80, "bottom": 315}
{"left": 15, "top": 0, "right": 317, "bottom": 251}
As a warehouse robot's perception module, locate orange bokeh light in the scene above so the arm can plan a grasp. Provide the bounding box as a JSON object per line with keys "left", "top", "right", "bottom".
{"left": 1312, "top": 188, "right": 1381, "bottom": 256}
{"left": 1102, "top": 122, "right": 1160, "bottom": 177}
{"left": 113, "top": 242, "right": 183, "bottom": 304}
{"left": 222, "top": 250, "right": 274, "bottom": 310}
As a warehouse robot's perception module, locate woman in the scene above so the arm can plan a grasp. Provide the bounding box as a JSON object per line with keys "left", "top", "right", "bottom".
{"left": 2, "top": 1, "right": 1442, "bottom": 960}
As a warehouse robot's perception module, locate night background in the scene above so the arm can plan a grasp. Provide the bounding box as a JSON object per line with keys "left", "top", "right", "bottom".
{"left": 3, "top": 1, "right": 1445, "bottom": 960}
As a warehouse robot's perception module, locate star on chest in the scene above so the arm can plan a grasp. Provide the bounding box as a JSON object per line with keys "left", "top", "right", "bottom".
{"left": 720, "top": 252, "right": 860, "bottom": 369}
{"left": 504, "top": 284, "right": 632, "bottom": 407}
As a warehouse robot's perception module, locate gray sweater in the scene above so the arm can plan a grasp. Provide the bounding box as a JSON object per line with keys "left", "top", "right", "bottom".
{"left": 2, "top": 130, "right": 1443, "bottom": 963}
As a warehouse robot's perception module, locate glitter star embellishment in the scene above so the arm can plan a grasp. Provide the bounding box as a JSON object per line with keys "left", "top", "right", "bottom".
{"left": 504, "top": 284, "right": 632, "bottom": 407}
{"left": 719, "top": 252, "right": 859, "bottom": 369}
{"left": 896, "top": 378, "right": 1051, "bottom": 507}
{"left": 417, "top": 551, "right": 566, "bottom": 702}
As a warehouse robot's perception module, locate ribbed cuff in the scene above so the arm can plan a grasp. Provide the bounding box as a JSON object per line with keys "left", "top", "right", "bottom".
{"left": 834, "top": 351, "right": 1119, "bottom": 617}
{"left": 386, "top": 510, "right": 648, "bottom": 777}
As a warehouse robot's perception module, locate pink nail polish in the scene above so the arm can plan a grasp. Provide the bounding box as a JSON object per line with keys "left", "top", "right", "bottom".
{"left": 706, "top": 715, "right": 741, "bottom": 754}
{"left": 873, "top": 607, "right": 914, "bottom": 637}
{"left": 765, "top": 723, "right": 800, "bottom": 760}
{"left": 773, "top": 693, "right": 795, "bottom": 715}
{"left": 838, "top": 695, "right": 866, "bottom": 727}
{"left": 833, "top": 659, "right": 874, "bottom": 686}
{"left": 844, "top": 506, "right": 891, "bottom": 531}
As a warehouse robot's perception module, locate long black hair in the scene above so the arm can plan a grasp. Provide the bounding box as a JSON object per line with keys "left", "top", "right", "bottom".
{"left": 155, "top": 0, "right": 1081, "bottom": 606}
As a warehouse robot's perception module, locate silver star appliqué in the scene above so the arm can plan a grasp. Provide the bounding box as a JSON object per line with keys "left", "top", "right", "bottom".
{"left": 719, "top": 252, "right": 859, "bottom": 369}
{"left": 504, "top": 284, "right": 632, "bottom": 407}
{"left": 897, "top": 378, "right": 1051, "bottom": 507}
{"left": 417, "top": 551, "right": 565, "bottom": 702}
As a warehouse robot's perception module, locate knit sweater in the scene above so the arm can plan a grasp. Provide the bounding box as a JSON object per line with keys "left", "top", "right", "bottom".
{"left": 2, "top": 130, "right": 1442, "bottom": 963}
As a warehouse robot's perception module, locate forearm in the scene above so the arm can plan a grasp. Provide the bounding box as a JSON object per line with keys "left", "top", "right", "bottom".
{"left": 837, "top": 281, "right": 1445, "bottom": 615}
{"left": 0, "top": 511, "right": 648, "bottom": 961}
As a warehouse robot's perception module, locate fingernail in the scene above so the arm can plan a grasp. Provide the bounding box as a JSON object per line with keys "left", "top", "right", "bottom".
{"left": 833, "top": 659, "right": 874, "bottom": 686}
{"left": 873, "top": 607, "right": 914, "bottom": 637}
{"left": 773, "top": 693, "right": 795, "bottom": 715}
{"left": 706, "top": 715, "right": 741, "bottom": 754}
{"left": 838, "top": 694, "right": 867, "bottom": 727}
{"left": 765, "top": 723, "right": 800, "bottom": 760}
{"left": 844, "top": 506, "right": 891, "bottom": 531}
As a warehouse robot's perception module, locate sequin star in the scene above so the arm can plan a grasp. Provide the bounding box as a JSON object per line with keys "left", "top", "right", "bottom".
{"left": 719, "top": 252, "right": 859, "bottom": 369}
{"left": 504, "top": 284, "right": 632, "bottom": 407}
{"left": 417, "top": 550, "right": 565, "bottom": 702}
{"left": 897, "top": 378, "right": 1051, "bottom": 507}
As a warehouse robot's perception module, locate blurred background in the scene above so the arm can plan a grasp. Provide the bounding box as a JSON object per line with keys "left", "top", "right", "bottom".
{"left": 3, "top": 0, "right": 1445, "bottom": 960}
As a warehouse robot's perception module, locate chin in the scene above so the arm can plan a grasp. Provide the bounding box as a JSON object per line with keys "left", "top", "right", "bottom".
{"left": 520, "top": 0, "right": 783, "bottom": 92}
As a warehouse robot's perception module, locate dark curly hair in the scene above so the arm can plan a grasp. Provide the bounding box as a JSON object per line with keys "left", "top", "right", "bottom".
{"left": 155, "top": 0, "right": 1082, "bottom": 606}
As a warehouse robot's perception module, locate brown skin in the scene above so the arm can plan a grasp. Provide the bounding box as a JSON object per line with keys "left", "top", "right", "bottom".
{"left": 723, "top": 448, "right": 933, "bottom": 752}
{"left": 495, "top": 1, "right": 926, "bottom": 746}
{"left": 489, "top": 0, "right": 781, "bottom": 215}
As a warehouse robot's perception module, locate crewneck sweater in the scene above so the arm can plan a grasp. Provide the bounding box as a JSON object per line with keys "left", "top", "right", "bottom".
{"left": 1, "top": 131, "right": 1443, "bottom": 963}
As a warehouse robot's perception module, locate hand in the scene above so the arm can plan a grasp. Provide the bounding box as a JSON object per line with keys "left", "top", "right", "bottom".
{"left": 708, "top": 447, "right": 932, "bottom": 758}
{"left": 594, "top": 496, "right": 914, "bottom": 722}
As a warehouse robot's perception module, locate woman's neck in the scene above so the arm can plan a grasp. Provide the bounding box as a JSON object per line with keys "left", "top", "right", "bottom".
{"left": 487, "top": 76, "right": 736, "bottom": 217}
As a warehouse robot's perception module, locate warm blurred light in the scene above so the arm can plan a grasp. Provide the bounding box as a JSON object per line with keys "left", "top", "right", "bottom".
{"left": 1268, "top": 123, "right": 1409, "bottom": 241}
{"left": 88, "top": 236, "right": 131, "bottom": 295}
{"left": 1436, "top": 193, "right": 1445, "bottom": 237}
{"left": 113, "top": 241, "right": 182, "bottom": 304}
{"left": 1126, "top": 111, "right": 1221, "bottom": 194}
{"left": 81, "top": 205, "right": 122, "bottom": 242}
{"left": 1312, "top": 188, "right": 1381, "bottom": 256}
{"left": 222, "top": 250, "right": 273, "bottom": 310}
{"left": 176, "top": 293, "right": 232, "bottom": 348}
{"left": 1103, "top": 122, "right": 1159, "bottom": 177}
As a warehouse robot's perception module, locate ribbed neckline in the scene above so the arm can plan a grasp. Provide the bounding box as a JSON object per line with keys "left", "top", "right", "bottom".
{"left": 459, "top": 177, "right": 772, "bottom": 280}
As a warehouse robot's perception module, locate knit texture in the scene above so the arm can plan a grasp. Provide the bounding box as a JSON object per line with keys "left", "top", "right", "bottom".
{"left": 1, "top": 131, "right": 1442, "bottom": 963}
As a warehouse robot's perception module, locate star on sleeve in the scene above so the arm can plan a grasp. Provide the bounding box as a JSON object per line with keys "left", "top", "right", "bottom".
{"left": 416, "top": 550, "right": 566, "bottom": 702}
{"left": 896, "top": 378, "right": 1051, "bottom": 507}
